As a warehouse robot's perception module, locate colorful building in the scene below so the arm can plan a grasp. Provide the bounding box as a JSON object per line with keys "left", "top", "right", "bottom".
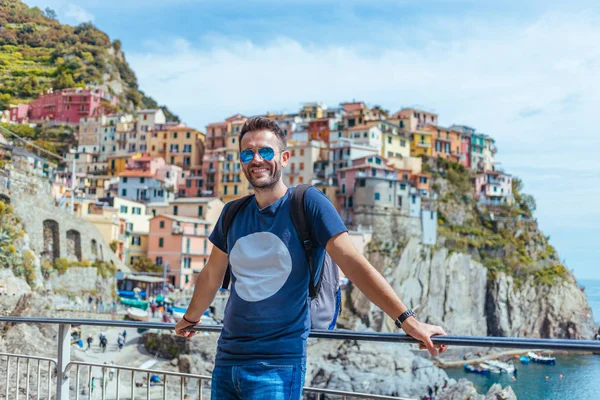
{"left": 113, "top": 197, "right": 151, "bottom": 266}
{"left": 284, "top": 141, "right": 327, "bottom": 187}
{"left": 475, "top": 171, "right": 514, "bottom": 205}
{"left": 166, "top": 197, "right": 225, "bottom": 226}
{"left": 147, "top": 125, "right": 206, "bottom": 170}
{"left": 148, "top": 215, "right": 214, "bottom": 289}
{"left": 379, "top": 120, "right": 410, "bottom": 159}
{"left": 392, "top": 108, "right": 438, "bottom": 131}
{"left": 424, "top": 125, "right": 462, "bottom": 163}
{"left": 10, "top": 88, "right": 118, "bottom": 125}
{"left": 409, "top": 129, "right": 433, "bottom": 157}
{"left": 308, "top": 118, "right": 330, "bottom": 142}
{"left": 336, "top": 155, "right": 397, "bottom": 225}
{"left": 300, "top": 103, "right": 326, "bottom": 120}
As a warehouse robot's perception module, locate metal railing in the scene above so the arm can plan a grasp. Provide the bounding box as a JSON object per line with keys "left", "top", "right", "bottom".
{"left": 1, "top": 317, "right": 600, "bottom": 399}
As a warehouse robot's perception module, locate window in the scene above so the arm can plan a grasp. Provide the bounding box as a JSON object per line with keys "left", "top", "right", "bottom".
{"left": 400, "top": 183, "right": 406, "bottom": 190}
{"left": 166, "top": 172, "right": 170, "bottom": 179}
{"left": 363, "top": 132, "right": 368, "bottom": 138}
{"left": 397, "top": 196, "right": 403, "bottom": 207}
{"left": 159, "top": 221, "right": 165, "bottom": 229}
{"left": 299, "top": 176, "right": 304, "bottom": 183}
{"left": 186, "top": 132, "right": 191, "bottom": 139}
{"left": 224, "top": 186, "right": 228, "bottom": 195}
{"left": 387, "top": 136, "right": 392, "bottom": 144}
{"left": 299, "top": 162, "right": 304, "bottom": 170}
{"left": 171, "top": 157, "right": 175, "bottom": 164}
{"left": 121, "top": 189, "right": 127, "bottom": 196}
{"left": 159, "top": 238, "right": 164, "bottom": 247}
{"left": 389, "top": 181, "right": 393, "bottom": 188}
{"left": 341, "top": 184, "right": 346, "bottom": 194}
{"left": 372, "top": 168, "right": 376, "bottom": 177}
{"left": 291, "top": 150, "right": 296, "bottom": 156}
{"left": 322, "top": 188, "right": 327, "bottom": 195}
{"left": 184, "top": 257, "right": 191, "bottom": 269}
{"left": 374, "top": 192, "right": 380, "bottom": 201}
{"left": 340, "top": 171, "right": 346, "bottom": 178}
{"left": 132, "top": 207, "right": 141, "bottom": 215}
{"left": 173, "top": 205, "right": 178, "bottom": 215}
{"left": 359, "top": 179, "right": 365, "bottom": 187}
{"left": 173, "top": 132, "right": 178, "bottom": 139}
{"left": 140, "top": 177, "right": 145, "bottom": 184}
{"left": 234, "top": 185, "right": 238, "bottom": 195}
{"left": 156, "top": 256, "right": 163, "bottom": 266}
{"left": 198, "top": 206, "right": 203, "bottom": 216}
{"left": 120, "top": 205, "right": 128, "bottom": 213}
{"left": 412, "top": 195, "right": 416, "bottom": 204}
{"left": 122, "top": 177, "right": 128, "bottom": 183}
{"left": 131, "top": 236, "right": 141, "bottom": 246}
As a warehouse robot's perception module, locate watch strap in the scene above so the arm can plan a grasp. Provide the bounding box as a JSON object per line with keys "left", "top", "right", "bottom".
{"left": 394, "top": 309, "right": 415, "bottom": 329}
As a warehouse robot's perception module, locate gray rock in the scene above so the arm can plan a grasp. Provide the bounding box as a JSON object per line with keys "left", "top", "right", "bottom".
{"left": 439, "top": 379, "right": 484, "bottom": 400}
{"left": 485, "top": 383, "right": 517, "bottom": 400}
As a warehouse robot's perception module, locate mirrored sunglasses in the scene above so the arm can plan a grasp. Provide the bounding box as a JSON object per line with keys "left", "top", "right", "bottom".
{"left": 240, "top": 147, "right": 275, "bottom": 164}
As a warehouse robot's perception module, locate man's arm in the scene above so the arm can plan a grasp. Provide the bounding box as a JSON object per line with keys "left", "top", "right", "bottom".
{"left": 326, "top": 232, "right": 448, "bottom": 356}
{"left": 175, "top": 246, "right": 229, "bottom": 338}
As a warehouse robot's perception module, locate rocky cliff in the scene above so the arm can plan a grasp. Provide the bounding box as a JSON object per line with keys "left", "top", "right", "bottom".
{"left": 344, "top": 237, "right": 596, "bottom": 341}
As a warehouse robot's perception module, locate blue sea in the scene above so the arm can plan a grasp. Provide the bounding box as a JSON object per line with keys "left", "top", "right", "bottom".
{"left": 446, "top": 279, "right": 600, "bottom": 400}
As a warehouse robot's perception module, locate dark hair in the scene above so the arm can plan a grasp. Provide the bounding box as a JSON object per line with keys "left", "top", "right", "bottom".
{"left": 239, "top": 116, "right": 287, "bottom": 150}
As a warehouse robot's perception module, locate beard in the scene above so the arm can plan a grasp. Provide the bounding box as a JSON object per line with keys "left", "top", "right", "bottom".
{"left": 242, "top": 161, "right": 282, "bottom": 190}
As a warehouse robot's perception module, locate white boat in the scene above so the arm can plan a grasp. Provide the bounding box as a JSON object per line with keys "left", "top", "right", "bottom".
{"left": 479, "top": 363, "right": 501, "bottom": 374}
{"left": 486, "top": 359, "right": 516, "bottom": 373}
{"left": 127, "top": 307, "right": 148, "bottom": 322}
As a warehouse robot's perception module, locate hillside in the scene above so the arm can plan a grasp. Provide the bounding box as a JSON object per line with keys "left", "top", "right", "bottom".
{"left": 0, "top": 0, "right": 179, "bottom": 121}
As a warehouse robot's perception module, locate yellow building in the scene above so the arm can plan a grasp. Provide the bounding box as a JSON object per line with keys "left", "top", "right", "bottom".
{"left": 379, "top": 121, "right": 410, "bottom": 159}
{"left": 300, "top": 103, "right": 325, "bottom": 120}
{"left": 409, "top": 130, "right": 433, "bottom": 157}
{"left": 218, "top": 149, "right": 252, "bottom": 203}
{"left": 128, "top": 233, "right": 149, "bottom": 266}
{"left": 147, "top": 125, "right": 206, "bottom": 170}
{"left": 107, "top": 155, "right": 129, "bottom": 176}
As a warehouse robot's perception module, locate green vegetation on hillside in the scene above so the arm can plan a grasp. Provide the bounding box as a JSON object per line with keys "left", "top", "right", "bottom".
{"left": 429, "top": 157, "right": 568, "bottom": 287}
{"left": 0, "top": 0, "right": 179, "bottom": 121}
{"left": 0, "top": 122, "right": 76, "bottom": 157}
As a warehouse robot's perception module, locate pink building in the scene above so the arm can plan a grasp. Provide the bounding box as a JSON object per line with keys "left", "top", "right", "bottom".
{"left": 9, "top": 104, "right": 29, "bottom": 123}
{"left": 474, "top": 171, "right": 514, "bottom": 206}
{"left": 148, "top": 214, "right": 213, "bottom": 289}
{"left": 336, "top": 155, "right": 396, "bottom": 224}
{"left": 11, "top": 88, "right": 117, "bottom": 125}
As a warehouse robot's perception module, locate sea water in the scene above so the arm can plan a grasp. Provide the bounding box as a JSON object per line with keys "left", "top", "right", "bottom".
{"left": 445, "top": 279, "right": 600, "bottom": 400}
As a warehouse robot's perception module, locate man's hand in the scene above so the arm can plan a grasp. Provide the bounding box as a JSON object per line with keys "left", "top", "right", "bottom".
{"left": 175, "top": 318, "right": 200, "bottom": 339}
{"left": 401, "top": 317, "right": 448, "bottom": 357}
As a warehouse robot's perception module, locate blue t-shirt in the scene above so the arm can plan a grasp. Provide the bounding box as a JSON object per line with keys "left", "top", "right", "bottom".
{"left": 209, "top": 186, "right": 347, "bottom": 366}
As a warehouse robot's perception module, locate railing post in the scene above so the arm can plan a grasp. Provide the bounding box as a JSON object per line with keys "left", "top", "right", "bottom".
{"left": 56, "top": 323, "right": 71, "bottom": 400}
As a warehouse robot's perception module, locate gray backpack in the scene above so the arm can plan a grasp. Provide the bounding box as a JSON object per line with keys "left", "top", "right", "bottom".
{"left": 220, "top": 184, "right": 341, "bottom": 330}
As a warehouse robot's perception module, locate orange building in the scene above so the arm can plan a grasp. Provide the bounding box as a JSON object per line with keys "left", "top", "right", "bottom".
{"left": 147, "top": 214, "right": 214, "bottom": 289}
{"left": 423, "top": 125, "right": 462, "bottom": 163}
{"left": 308, "top": 118, "right": 330, "bottom": 142}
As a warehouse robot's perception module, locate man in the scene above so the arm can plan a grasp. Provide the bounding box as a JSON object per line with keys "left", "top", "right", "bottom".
{"left": 175, "top": 116, "right": 448, "bottom": 399}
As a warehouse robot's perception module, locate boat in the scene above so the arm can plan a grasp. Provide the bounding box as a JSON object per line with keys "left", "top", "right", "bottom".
{"left": 120, "top": 298, "right": 149, "bottom": 311}
{"left": 527, "top": 351, "right": 556, "bottom": 365}
{"left": 479, "top": 363, "right": 502, "bottom": 374}
{"left": 127, "top": 307, "right": 149, "bottom": 322}
{"left": 464, "top": 364, "right": 490, "bottom": 375}
{"left": 520, "top": 355, "right": 531, "bottom": 364}
{"left": 486, "top": 359, "right": 516, "bottom": 373}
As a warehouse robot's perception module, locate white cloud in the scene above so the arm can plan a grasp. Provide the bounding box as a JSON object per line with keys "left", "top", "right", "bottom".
{"left": 128, "top": 11, "right": 600, "bottom": 277}
{"left": 65, "top": 4, "right": 95, "bottom": 23}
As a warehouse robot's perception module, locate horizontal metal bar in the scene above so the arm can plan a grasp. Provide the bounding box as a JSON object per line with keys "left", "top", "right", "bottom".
{"left": 1, "top": 316, "right": 600, "bottom": 351}
{"left": 304, "top": 386, "right": 412, "bottom": 400}
{"left": 65, "top": 361, "right": 212, "bottom": 381}
{"left": 0, "top": 352, "right": 57, "bottom": 364}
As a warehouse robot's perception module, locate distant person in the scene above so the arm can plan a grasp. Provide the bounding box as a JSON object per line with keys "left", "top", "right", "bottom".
{"left": 117, "top": 334, "right": 125, "bottom": 351}
{"left": 122, "top": 330, "right": 127, "bottom": 342}
{"left": 86, "top": 334, "right": 93, "bottom": 351}
{"left": 109, "top": 362, "right": 116, "bottom": 381}
{"left": 88, "top": 295, "right": 93, "bottom": 311}
{"left": 151, "top": 303, "right": 157, "bottom": 318}
{"left": 175, "top": 117, "right": 448, "bottom": 399}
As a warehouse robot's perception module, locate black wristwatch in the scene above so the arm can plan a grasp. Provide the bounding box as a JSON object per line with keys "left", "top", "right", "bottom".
{"left": 394, "top": 309, "right": 416, "bottom": 329}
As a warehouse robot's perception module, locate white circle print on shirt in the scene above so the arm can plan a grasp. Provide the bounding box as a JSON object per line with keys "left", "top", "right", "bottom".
{"left": 229, "top": 231, "right": 293, "bottom": 302}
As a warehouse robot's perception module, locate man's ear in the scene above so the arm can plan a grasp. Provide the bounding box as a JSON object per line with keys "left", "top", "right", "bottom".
{"left": 280, "top": 149, "right": 290, "bottom": 166}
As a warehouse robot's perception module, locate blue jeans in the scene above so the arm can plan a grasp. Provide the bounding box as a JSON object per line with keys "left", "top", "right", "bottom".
{"left": 211, "top": 363, "right": 305, "bottom": 400}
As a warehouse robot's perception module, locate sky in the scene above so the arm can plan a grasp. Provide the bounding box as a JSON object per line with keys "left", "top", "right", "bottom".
{"left": 24, "top": 0, "right": 600, "bottom": 279}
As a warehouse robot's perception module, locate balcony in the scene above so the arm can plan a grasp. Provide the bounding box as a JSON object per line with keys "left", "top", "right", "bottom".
{"left": 0, "top": 316, "right": 598, "bottom": 400}
{"left": 172, "top": 226, "right": 183, "bottom": 235}
{"left": 417, "top": 142, "right": 431, "bottom": 148}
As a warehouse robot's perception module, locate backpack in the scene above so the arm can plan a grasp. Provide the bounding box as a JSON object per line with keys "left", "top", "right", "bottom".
{"left": 220, "top": 184, "right": 341, "bottom": 330}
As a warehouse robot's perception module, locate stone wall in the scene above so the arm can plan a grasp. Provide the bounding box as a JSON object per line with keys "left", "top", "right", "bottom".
{"left": 0, "top": 168, "right": 126, "bottom": 270}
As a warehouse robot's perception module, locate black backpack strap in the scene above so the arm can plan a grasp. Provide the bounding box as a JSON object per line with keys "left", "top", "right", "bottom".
{"left": 290, "top": 184, "right": 318, "bottom": 298}
{"left": 220, "top": 194, "right": 254, "bottom": 289}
